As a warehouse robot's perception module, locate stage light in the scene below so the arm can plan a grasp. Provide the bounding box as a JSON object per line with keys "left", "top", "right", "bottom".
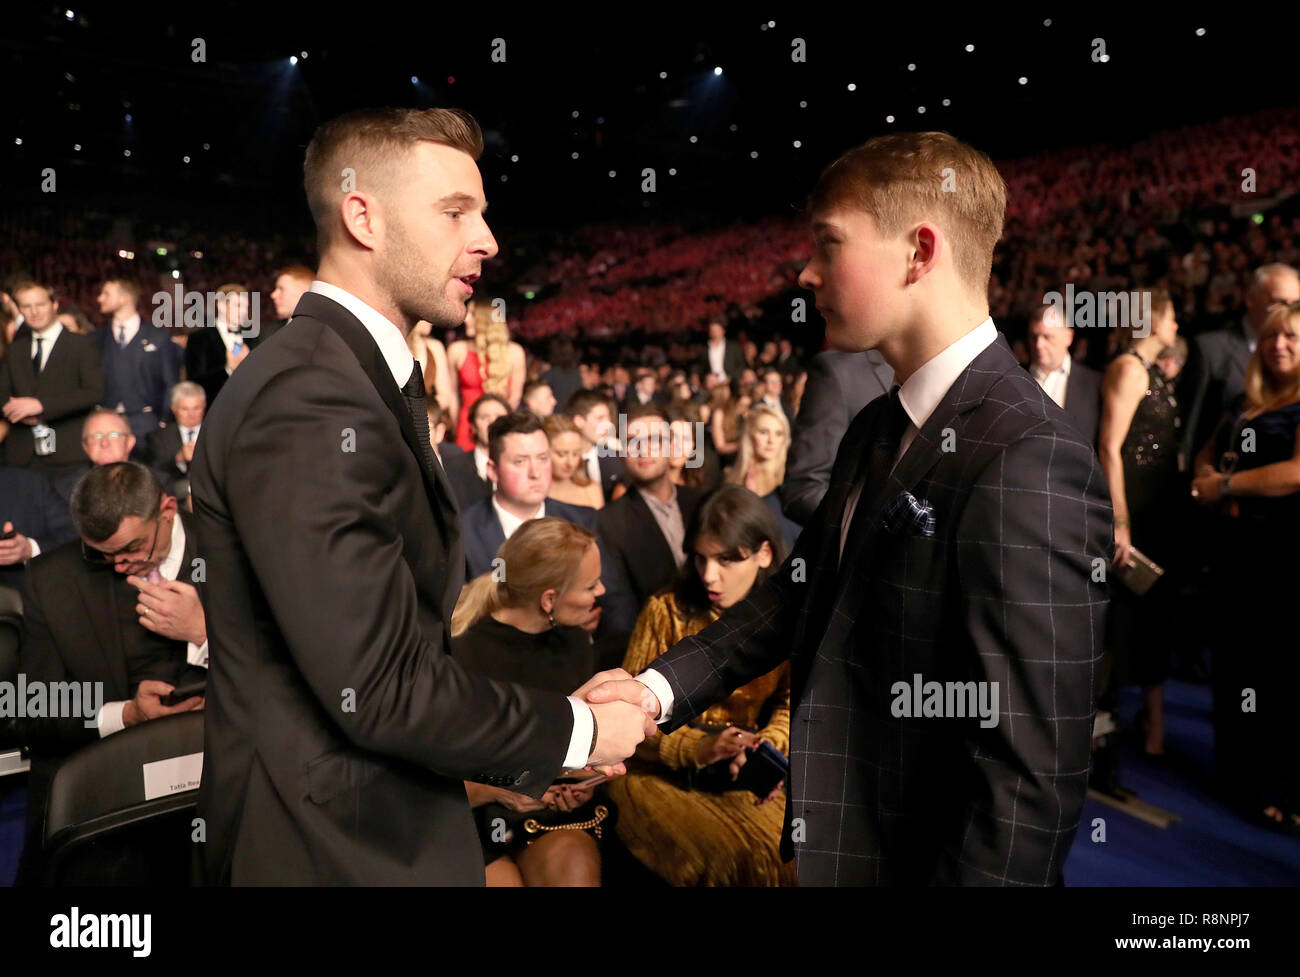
{"left": 13, "top": 138, "right": 20, "bottom": 145}
{"left": 713, "top": 66, "right": 722, "bottom": 76}
{"left": 799, "top": 100, "right": 807, "bottom": 108}
{"left": 65, "top": 9, "right": 74, "bottom": 19}
{"left": 525, "top": 291, "right": 536, "bottom": 300}
{"left": 510, "top": 154, "right": 519, "bottom": 162}
{"left": 907, "top": 63, "right": 916, "bottom": 71}
{"left": 183, "top": 155, "right": 190, "bottom": 163}
{"left": 300, "top": 51, "right": 308, "bottom": 59}
{"left": 942, "top": 98, "right": 951, "bottom": 106}
{"left": 768, "top": 20, "right": 774, "bottom": 26}
{"left": 886, "top": 115, "right": 895, "bottom": 123}
{"left": 124, "top": 150, "right": 131, "bottom": 157}
{"left": 668, "top": 168, "right": 677, "bottom": 176}
{"left": 965, "top": 44, "right": 974, "bottom": 52}
{"left": 750, "top": 151, "right": 758, "bottom": 158}
{"left": 689, "top": 135, "right": 698, "bottom": 143}
{"left": 1253, "top": 213, "right": 1264, "bottom": 224}
{"left": 917, "top": 106, "right": 926, "bottom": 113}
{"left": 202, "top": 143, "right": 209, "bottom": 150}
{"left": 192, "top": 251, "right": 203, "bottom": 258}
{"left": 793, "top": 140, "right": 801, "bottom": 148}
{"left": 171, "top": 270, "right": 181, "bottom": 279}
{"left": 156, "top": 248, "right": 168, "bottom": 256}
{"left": 729, "top": 124, "right": 737, "bottom": 131}
{"left": 448, "top": 76, "right": 455, "bottom": 83}
{"left": 571, "top": 152, "right": 579, "bottom": 159}
{"left": 1018, "top": 77, "right": 1028, "bottom": 85}
{"left": 847, "top": 83, "right": 856, "bottom": 91}
{"left": 572, "top": 110, "right": 579, "bottom": 118}
{"left": 500, "top": 175, "right": 508, "bottom": 182}
{"left": 74, "top": 143, "right": 81, "bottom": 151}
{"left": 608, "top": 170, "right": 616, "bottom": 178}
{"left": 125, "top": 113, "right": 132, "bottom": 122}
{"left": 410, "top": 75, "right": 418, "bottom": 83}
{"left": 290, "top": 56, "right": 298, "bottom": 66}
{"left": 1044, "top": 18, "right": 1052, "bottom": 26}
{"left": 1196, "top": 28, "right": 1206, "bottom": 36}
{"left": 659, "top": 71, "right": 667, "bottom": 79}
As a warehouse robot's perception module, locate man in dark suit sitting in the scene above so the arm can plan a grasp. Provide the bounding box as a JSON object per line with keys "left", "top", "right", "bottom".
{"left": 15, "top": 462, "right": 209, "bottom": 884}
{"left": 0, "top": 465, "right": 76, "bottom": 590}
{"left": 586, "top": 130, "right": 1111, "bottom": 886}
{"left": 598, "top": 403, "right": 703, "bottom": 611}
{"left": 441, "top": 392, "right": 508, "bottom": 508}
{"left": 620, "top": 368, "right": 665, "bottom": 415}
{"left": 147, "top": 381, "right": 206, "bottom": 481}
{"left": 781, "top": 346, "right": 894, "bottom": 525}
{"left": 564, "top": 389, "right": 624, "bottom": 497}
{"left": 93, "top": 277, "right": 182, "bottom": 459}
{"left": 461, "top": 410, "right": 637, "bottom": 657}
{"left": 1180, "top": 262, "right": 1299, "bottom": 463}
{"left": 1026, "top": 302, "right": 1103, "bottom": 450}
{"left": 0, "top": 282, "right": 105, "bottom": 499}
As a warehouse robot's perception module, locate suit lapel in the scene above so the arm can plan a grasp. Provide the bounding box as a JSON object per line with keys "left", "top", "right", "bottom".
{"left": 13, "top": 333, "right": 38, "bottom": 391}
{"left": 75, "top": 565, "right": 130, "bottom": 697}
{"left": 625, "top": 489, "right": 671, "bottom": 585}
{"left": 299, "top": 293, "right": 461, "bottom": 539}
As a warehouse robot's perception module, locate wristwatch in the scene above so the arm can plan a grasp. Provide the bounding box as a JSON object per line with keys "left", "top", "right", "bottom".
{"left": 1220, "top": 472, "right": 1232, "bottom": 496}
{"left": 588, "top": 712, "right": 598, "bottom": 760}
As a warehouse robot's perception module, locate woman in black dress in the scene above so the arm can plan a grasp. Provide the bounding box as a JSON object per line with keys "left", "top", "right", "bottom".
{"left": 1099, "top": 288, "right": 1183, "bottom": 757}
{"left": 451, "top": 517, "right": 605, "bottom": 884}
{"left": 1191, "top": 300, "right": 1300, "bottom": 832}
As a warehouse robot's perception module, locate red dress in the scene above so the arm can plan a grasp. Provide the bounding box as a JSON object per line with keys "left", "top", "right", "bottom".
{"left": 454, "top": 348, "right": 484, "bottom": 452}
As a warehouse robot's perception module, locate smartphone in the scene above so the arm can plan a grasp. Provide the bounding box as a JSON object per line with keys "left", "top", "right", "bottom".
{"left": 231, "top": 340, "right": 244, "bottom": 355}
{"left": 159, "top": 680, "right": 206, "bottom": 706}
{"left": 555, "top": 773, "right": 608, "bottom": 789}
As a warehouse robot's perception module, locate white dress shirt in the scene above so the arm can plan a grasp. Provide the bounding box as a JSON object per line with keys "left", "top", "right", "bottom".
{"left": 473, "top": 444, "right": 489, "bottom": 483}
{"left": 707, "top": 341, "right": 726, "bottom": 378}
{"left": 1031, "top": 352, "right": 1071, "bottom": 410}
{"left": 29, "top": 321, "right": 63, "bottom": 372}
{"left": 112, "top": 313, "right": 142, "bottom": 348}
{"left": 492, "top": 496, "right": 544, "bottom": 541}
{"left": 581, "top": 444, "right": 601, "bottom": 485}
{"left": 96, "top": 514, "right": 210, "bottom": 737}
{"left": 309, "top": 281, "right": 594, "bottom": 769}
{"left": 640, "top": 317, "right": 1000, "bottom": 726}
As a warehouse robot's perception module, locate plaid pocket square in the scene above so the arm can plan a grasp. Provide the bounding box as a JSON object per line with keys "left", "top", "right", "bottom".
{"left": 882, "top": 490, "right": 936, "bottom": 537}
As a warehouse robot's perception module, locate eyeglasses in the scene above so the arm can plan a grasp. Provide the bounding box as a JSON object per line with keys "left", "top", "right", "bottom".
{"left": 82, "top": 431, "right": 131, "bottom": 444}
{"left": 81, "top": 511, "right": 164, "bottom": 567}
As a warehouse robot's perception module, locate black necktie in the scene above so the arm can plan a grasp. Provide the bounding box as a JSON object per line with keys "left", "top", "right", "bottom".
{"left": 843, "top": 386, "right": 910, "bottom": 556}
{"left": 32, "top": 337, "right": 44, "bottom": 375}
{"left": 402, "top": 362, "right": 442, "bottom": 475}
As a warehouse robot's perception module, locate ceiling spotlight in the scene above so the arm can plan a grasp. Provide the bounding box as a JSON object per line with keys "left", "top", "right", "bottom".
{"left": 73, "top": 143, "right": 81, "bottom": 151}
{"left": 1018, "top": 76, "right": 1028, "bottom": 85}
{"left": 571, "top": 151, "right": 579, "bottom": 159}
{"left": 847, "top": 82, "right": 856, "bottom": 91}
{"left": 125, "top": 113, "right": 132, "bottom": 122}
{"left": 289, "top": 56, "right": 298, "bottom": 66}
{"left": 65, "top": 9, "right": 74, "bottom": 19}
{"left": 410, "top": 75, "right": 418, "bottom": 83}
{"left": 124, "top": 149, "right": 131, "bottom": 157}
{"left": 768, "top": 20, "right": 775, "bottom": 27}
{"left": 965, "top": 43, "right": 974, "bottom": 52}
{"left": 608, "top": 170, "right": 616, "bottom": 178}
{"left": 917, "top": 105, "right": 926, "bottom": 113}
{"left": 202, "top": 143, "right": 210, "bottom": 150}
{"left": 689, "top": 135, "right": 698, "bottom": 143}
{"left": 750, "top": 151, "right": 758, "bottom": 159}
{"left": 793, "top": 140, "right": 802, "bottom": 148}
{"left": 886, "top": 115, "right": 895, "bottom": 123}
{"left": 713, "top": 66, "right": 722, "bottom": 76}
{"left": 183, "top": 155, "right": 190, "bottom": 163}
{"left": 729, "top": 123, "right": 737, "bottom": 131}
{"left": 907, "top": 63, "right": 916, "bottom": 71}
{"left": 510, "top": 154, "right": 519, "bottom": 162}
{"left": 799, "top": 100, "right": 807, "bottom": 108}
{"left": 1195, "top": 27, "right": 1206, "bottom": 36}
{"left": 300, "top": 51, "right": 308, "bottom": 59}
{"left": 942, "top": 98, "right": 951, "bottom": 106}
{"left": 14, "top": 138, "right": 21, "bottom": 145}
{"left": 1044, "top": 18, "right": 1052, "bottom": 26}
{"left": 668, "top": 168, "right": 677, "bottom": 175}
{"left": 500, "top": 175, "right": 508, "bottom": 182}
{"left": 659, "top": 71, "right": 667, "bottom": 79}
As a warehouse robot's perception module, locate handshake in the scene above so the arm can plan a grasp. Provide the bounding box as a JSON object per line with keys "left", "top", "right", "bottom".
{"left": 571, "top": 669, "right": 663, "bottom": 777}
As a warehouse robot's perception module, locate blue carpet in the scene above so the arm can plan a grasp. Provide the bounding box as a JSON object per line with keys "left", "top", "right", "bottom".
{"left": 1066, "top": 680, "right": 1300, "bottom": 885}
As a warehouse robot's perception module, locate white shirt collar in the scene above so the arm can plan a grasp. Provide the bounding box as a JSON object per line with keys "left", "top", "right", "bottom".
{"left": 309, "top": 280, "right": 415, "bottom": 387}
{"left": 31, "top": 320, "right": 63, "bottom": 343}
{"left": 897, "top": 317, "right": 999, "bottom": 432}
{"left": 473, "top": 444, "right": 489, "bottom": 481}
{"left": 157, "top": 511, "right": 187, "bottom": 581}
{"left": 113, "top": 313, "right": 141, "bottom": 344}
{"left": 1031, "top": 353, "right": 1072, "bottom": 382}
{"left": 491, "top": 495, "right": 544, "bottom": 541}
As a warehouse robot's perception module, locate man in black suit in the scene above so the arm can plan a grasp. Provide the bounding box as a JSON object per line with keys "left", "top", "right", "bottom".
{"left": 1180, "top": 263, "right": 1299, "bottom": 463}
{"left": 781, "top": 347, "right": 893, "bottom": 525}
{"left": 146, "top": 381, "right": 206, "bottom": 481}
{"left": 441, "top": 392, "right": 508, "bottom": 509}
{"left": 1026, "top": 302, "right": 1103, "bottom": 450}
{"left": 94, "top": 277, "right": 181, "bottom": 458}
{"left": 190, "top": 107, "right": 650, "bottom": 884}
{"left": 564, "top": 389, "right": 624, "bottom": 496}
{"left": 586, "top": 131, "right": 1111, "bottom": 886}
{"left": 460, "top": 411, "right": 636, "bottom": 655}
{"left": 696, "top": 318, "right": 746, "bottom": 383}
{"left": 0, "top": 282, "right": 104, "bottom": 496}
{"left": 16, "top": 462, "right": 210, "bottom": 884}
{"left": 0, "top": 465, "right": 76, "bottom": 590}
{"left": 598, "top": 404, "right": 703, "bottom": 610}
{"left": 620, "top": 368, "right": 665, "bottom": 415}
{"left": 182, "top": 283, "right": 261, "bottom": 406}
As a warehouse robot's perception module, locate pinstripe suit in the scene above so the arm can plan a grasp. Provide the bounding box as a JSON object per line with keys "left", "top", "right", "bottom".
{"left": 647, "top": 334, "right": 1112, "bottom": 885}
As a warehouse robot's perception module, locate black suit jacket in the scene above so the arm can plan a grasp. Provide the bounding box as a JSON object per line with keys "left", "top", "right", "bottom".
{"left": 183, "top": 321, "right": 279, "bottom": 406}
{"left": 1181, "top": 319, "right": 1252, "bottom": 464}
{"left": 781, "top": 350, "right": 894, "bottom": 525}
{"left": 696, "top": 340, "right": 747, "bottom": 382}
{"left": 1024, "top": 360, "right": 1102, "bottom": 450}
{"left": 460, "top": 495, "right": 638, "bottom": 644}
{"left": 649, "top": 335, "right": 1111, "bottom": 885}
{"left": 190, "top": 293, "right": 574, "bottom": 884}
{"left": 597, "top": 484, "right": 703, "bottom": 608}
{"left": 0, "top": 327, "right": 104, "bottom": 473}
{"left": 146, "top": 422, "right": 204, "bottom": 481}
{"left": 16, "top": 511, "right": 202, "bottom": 882}
{"left": 442, "top": 447, "right": 492, "bottom": 510}
{"left": 0, "top": 466, "right": 76, "bottom": 590}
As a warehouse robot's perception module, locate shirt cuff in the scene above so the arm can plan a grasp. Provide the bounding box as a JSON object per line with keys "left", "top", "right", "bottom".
{"left": 637, "top": 669, "right": 674, "bottom": 724}
{"left": 97, "top": 700, "right": 129, "bottom": 738}
{"left": 187, "top": 640, "right": 209, "bottom": 669}
{"left": 27, "top": 538, "right": 41, "bottom": 559}
{"left": 563, "top": 697, "right": 594, "bottom": 769}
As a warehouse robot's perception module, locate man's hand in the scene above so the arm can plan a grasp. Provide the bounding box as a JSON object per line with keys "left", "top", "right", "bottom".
{"left": 584, "top": 677, "right": 661, "bottom": 721}
{"left": 124, "top": 679, "right": 204, "bottom": 726}
{"left": 226, "top": 343, "right": 250, "bottom": 373}
{"left": 587, "top": 699, "right": 652, "bottom": 771}
{"left": 2, "top": 397, "right": 43, "bottom": 423}
{"left": 0, "top": 522, "right": 33, "bottom": 565}
{"left": 127, "top": 576, "right": 207, "bottom": 644}
{"left": 174, "top": 441, "right": 195, "bottom": 468}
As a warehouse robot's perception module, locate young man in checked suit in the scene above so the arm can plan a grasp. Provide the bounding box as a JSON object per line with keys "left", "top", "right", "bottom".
{"left": 588, "top": 131, "right": 1112, "bottom": 886}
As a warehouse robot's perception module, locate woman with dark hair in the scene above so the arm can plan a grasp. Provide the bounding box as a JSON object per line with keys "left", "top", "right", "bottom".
{"left": 451, "top": 517, "right": 607, "bottom": 885}
{"left": 606, "top": 485, "right": 795, "bottom": 886}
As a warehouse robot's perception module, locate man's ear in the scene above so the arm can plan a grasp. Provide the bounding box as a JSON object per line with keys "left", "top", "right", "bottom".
{"left": 907, "top": 222, "right": 942, "bottom": 285}
{"left": 486, "top": 459, "right": 498, "bottom": 486}
{"left": 159, "top": 492, "right": 178, "bottom": 517}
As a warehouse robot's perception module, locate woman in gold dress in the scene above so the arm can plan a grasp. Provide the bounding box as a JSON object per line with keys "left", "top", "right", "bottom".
{"left": 607, "top": 484, "right": 796, "bottom": 886}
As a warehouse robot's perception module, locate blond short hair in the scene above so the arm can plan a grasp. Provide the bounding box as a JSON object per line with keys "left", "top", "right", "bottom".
{"left": 808, "top": 130, "right": 1007, "bottom": 296}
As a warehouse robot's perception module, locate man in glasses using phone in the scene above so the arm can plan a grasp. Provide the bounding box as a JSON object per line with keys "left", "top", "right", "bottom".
{"left": 14, "top": 461, "right": 208, "bottom": 884}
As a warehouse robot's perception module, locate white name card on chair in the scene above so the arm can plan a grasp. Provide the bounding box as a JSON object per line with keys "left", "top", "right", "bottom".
{"left": 142, "top": 752, "right": 204, "bottom": 801}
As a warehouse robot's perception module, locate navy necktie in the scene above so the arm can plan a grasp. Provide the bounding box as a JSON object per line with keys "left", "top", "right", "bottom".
{"left": 31, "top": 337, "right": 44, "bottom": 375}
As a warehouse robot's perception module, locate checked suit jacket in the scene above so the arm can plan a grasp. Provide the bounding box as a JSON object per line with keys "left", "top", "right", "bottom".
{"left": 649, "top": 334, "right": 1112, "bottom": 886}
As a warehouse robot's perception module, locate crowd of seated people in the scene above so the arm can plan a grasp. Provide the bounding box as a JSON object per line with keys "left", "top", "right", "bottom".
{"left": 3, "top": 108, "right": 1300, "bottom": 885}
